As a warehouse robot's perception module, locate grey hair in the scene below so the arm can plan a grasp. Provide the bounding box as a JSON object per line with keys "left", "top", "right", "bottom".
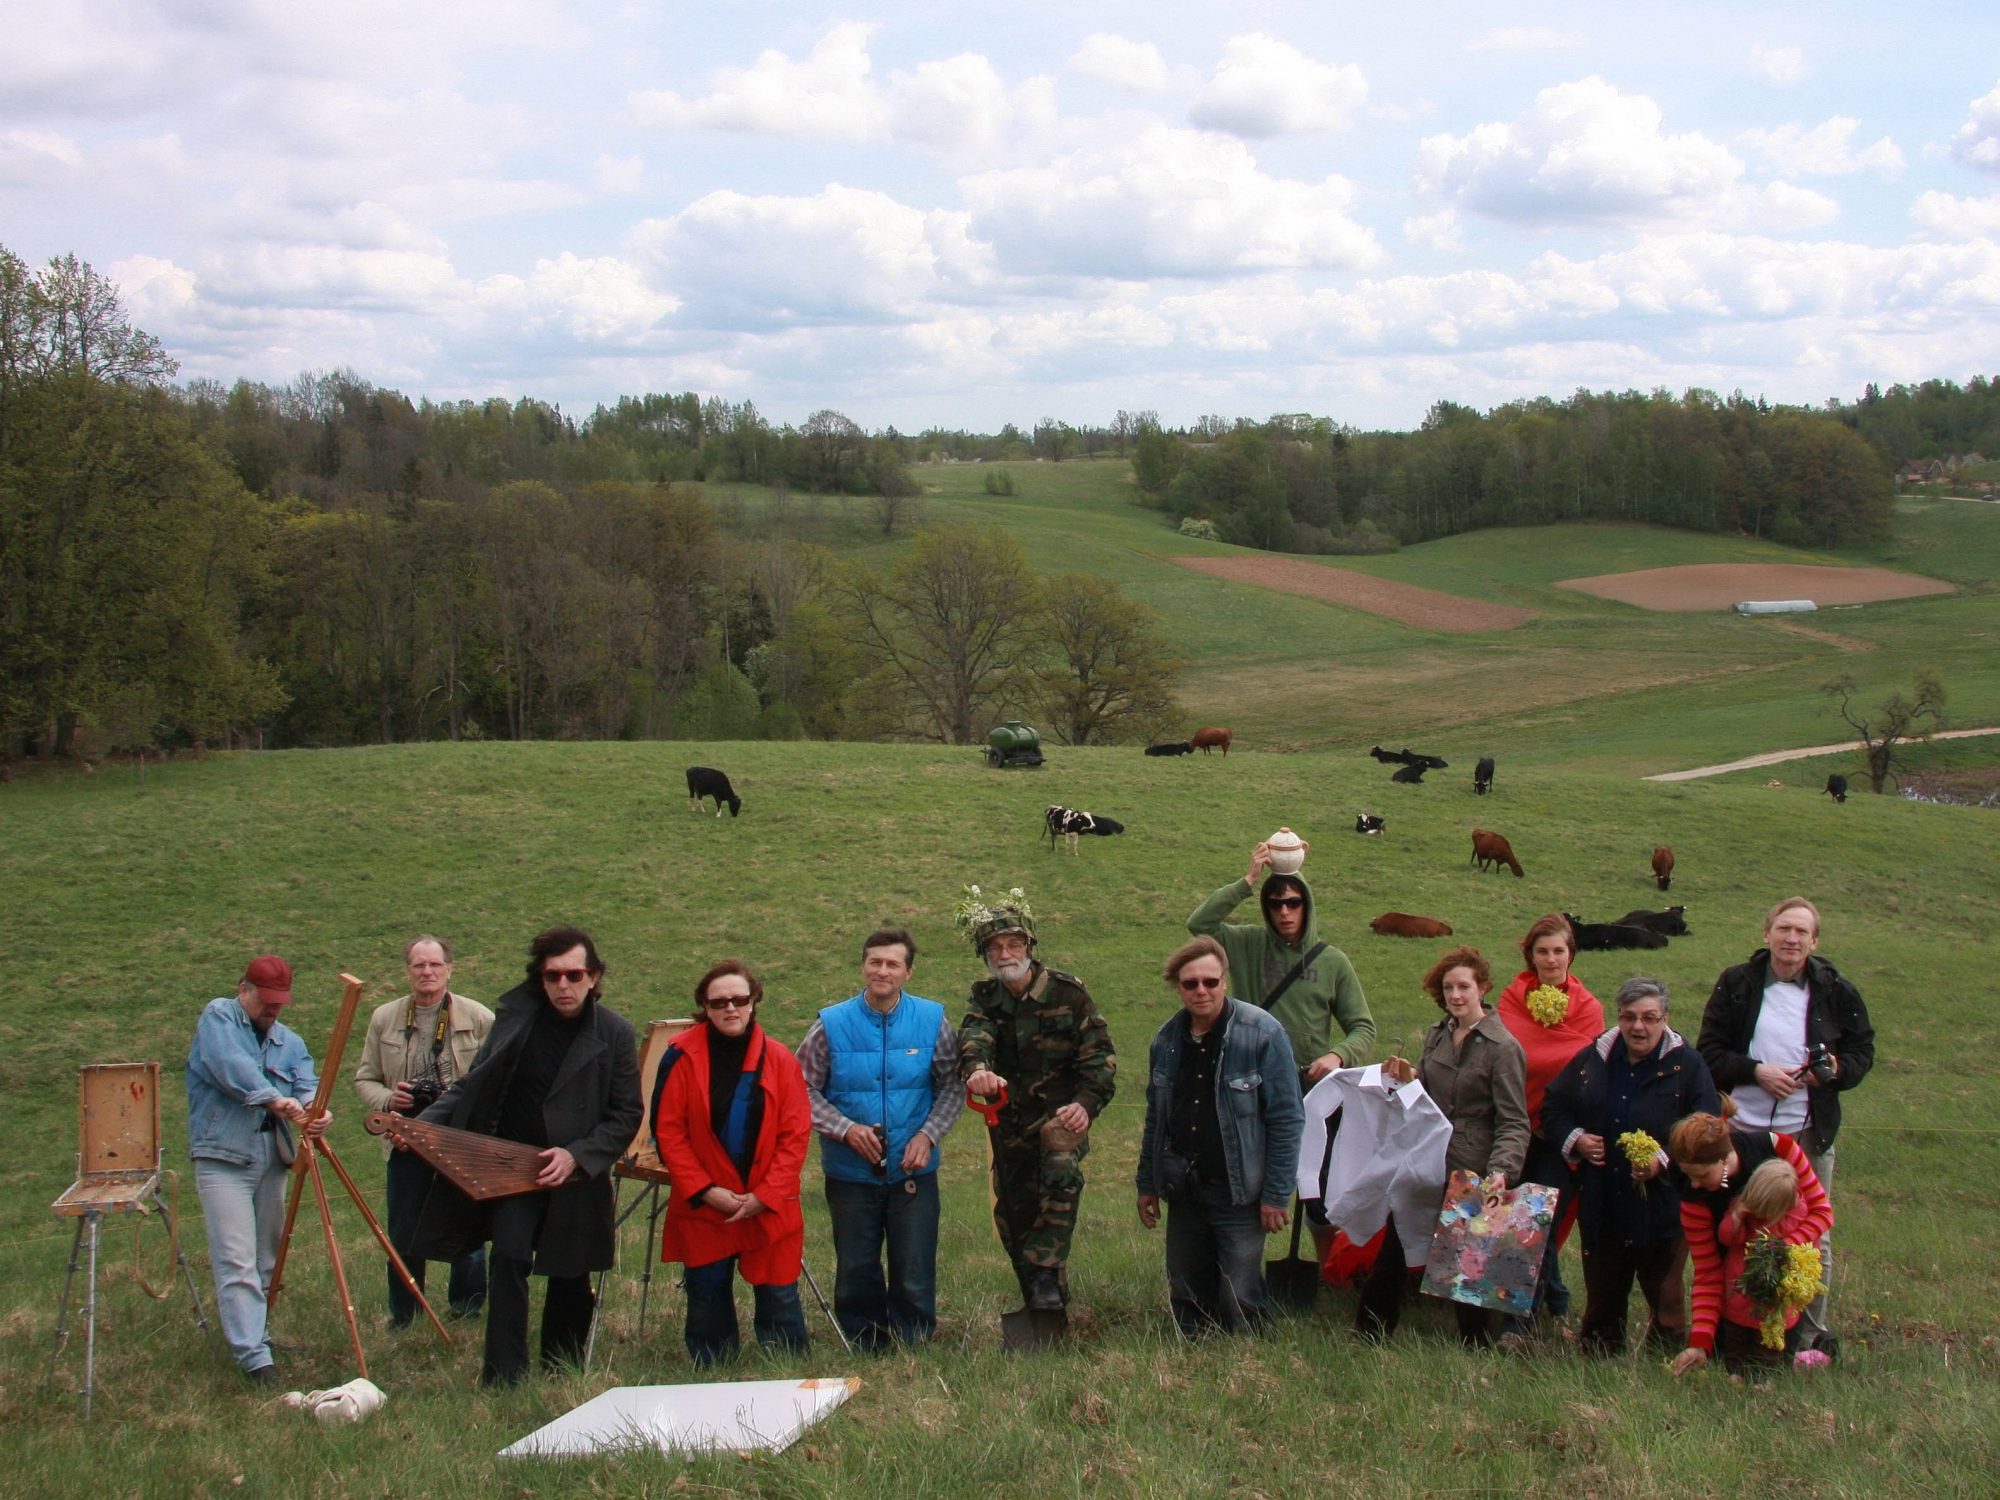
{"left": 1614, "top": 976, "right": 1669, "bottom": 1014}
{"left": 403, "top": 934, "right": 454, "bottom": 964}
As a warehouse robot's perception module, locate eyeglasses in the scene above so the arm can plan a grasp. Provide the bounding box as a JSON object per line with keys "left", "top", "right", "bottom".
{"left": 1266, "top": 897, "right": 1305, "bottom": 911}
{"left": 542, "top": 968, "right": 590, "bottom": 985}
{"left": 704, "top": 995, "right": 754, "bottom": 1011}
{"left": 1177, "top": 976, "right": 1223, "bottom": 991}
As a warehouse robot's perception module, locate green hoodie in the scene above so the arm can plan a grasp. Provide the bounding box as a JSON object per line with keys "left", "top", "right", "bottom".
{"left": 1187, "top": 872, "right": 1375, "bottom": 1073}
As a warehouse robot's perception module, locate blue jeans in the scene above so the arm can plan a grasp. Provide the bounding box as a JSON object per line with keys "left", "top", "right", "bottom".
{"left": 385, "top": 1148, "right": 486, "bottom": 1325}
{"left": 194, "top": 1134, "right": 286, "bottom": 1373}
{"left": 682, "top": 1256, "right": 809, "bottom": 1367}
{"left": 1164, "top": 1179, "right": 1270, "bottom": 1336}
{"left": 824, "top": 1174, "right": 940, "bottom": 1348}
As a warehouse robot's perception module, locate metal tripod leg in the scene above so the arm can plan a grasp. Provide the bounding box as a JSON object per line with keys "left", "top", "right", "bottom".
{"left": 586, "top": 1177, "right": 665, "bottom": 1373}
{"left": 636, "top": 1185, "right": 668, "bottom": 1333}
{"left": 46, "top": 1216, "right": 87, "bottom": 1393}
{"left": 155, "top": 1183, "right": 218, "bottom": 1344}
{"left": 800, "top": 1258, "right": 853, "bottom": 1354}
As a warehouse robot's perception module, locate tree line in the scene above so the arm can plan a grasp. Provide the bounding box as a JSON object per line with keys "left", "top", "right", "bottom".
{"left": 1131, "top": 391, "right": 1895, "bottom": 555}
{"left": 6, "top": 243, "right": 1985, "bottom": 761}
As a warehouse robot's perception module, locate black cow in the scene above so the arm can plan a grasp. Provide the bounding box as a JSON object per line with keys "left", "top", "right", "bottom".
{"left": 1563, "top": 913, "right": 1669, "bottom": 951}
{"left": 1613, "top": 906, "right": 1690, "bottom": 938}
{"left": 1354, "top": 813, "right": 1386, "bottom": 835}
{"left": 686, "top": 766, "right": 741, "bottom": 818}
{"left": 1474, "top": 755, "right": 1495, "bottom": 795}
{"left": 1390, "top": 762, "right": 1428, "bottom": 784}
{"left": 1044, "top": 804, "right": 1126, "bottom": 855}
{"left": 1370, "top": 745, "right": 1450, "bottom": 769}
{"left": 1144, "top": 741, "right": 1195, "bottom": 757}
{"left": 1824, "top": 773, "right": 1849, "bottom": 804}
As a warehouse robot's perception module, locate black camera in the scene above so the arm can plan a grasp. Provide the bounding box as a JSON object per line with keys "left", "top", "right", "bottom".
{"left": 399, "top": 1082, "right": 441, "bottom": 1116}
{"left": 870, "top": 1124, "right": 888, "bottom": 1177}
{"left": 1806, "top": 1043, "right": 1838, "bottom": 1085}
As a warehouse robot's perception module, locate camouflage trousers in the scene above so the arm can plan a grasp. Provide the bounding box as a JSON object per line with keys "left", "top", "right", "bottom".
{"left": 987, "top": 1115, "right": 1090, "bottom": 1282}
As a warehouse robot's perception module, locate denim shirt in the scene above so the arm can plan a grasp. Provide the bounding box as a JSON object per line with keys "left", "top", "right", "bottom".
{"left": 1138, "top": 997, "right": 1304, "bottom": 1208}
{"left": 186, "top": 997, "right": 319, "bottom": 1165}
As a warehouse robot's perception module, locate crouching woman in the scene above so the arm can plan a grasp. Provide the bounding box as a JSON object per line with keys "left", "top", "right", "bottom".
{"left": 1136, "top": 937, "right": 1304, "bottom": 1336}
{"left": 653, "top": 960, "right": 812, "bottom": 1366}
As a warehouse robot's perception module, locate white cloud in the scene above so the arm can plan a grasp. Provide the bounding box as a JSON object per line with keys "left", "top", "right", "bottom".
{"left": 1738, "top": 118, "right": 1904, "bottom": 178}
{"left": 629, "top": 22, "right": 890, "bottom": 141}
{"left": 1749, "top": 44, "right": 1806, "bottom": 86}
{"left": 1465, "top": 28, "right": 1583, "bottom": 53}
{"left": 888, "top": 54, "right": 1057, "bottom": 159}
{"left": 1403, "top": 208, "right": 1463, "bottom": 252}
{"left": 1951, "top": 82, "right": 2000, "bottom": 174}
{"left": 1188, "top": 34, "right": 1367, "bottom": 138}
{"left": 1068, "top": 34, "right": 1172, "bottom": 94}
{"left": 200, "top": 243, "right": 466, "bottom": 312}
{"left": 1416, "top": 77, "right": 1742, "bottom": 225}
{"left": 960, "top": 125, "right": 1383, "bottom": 278}
{"left": 629, "top": 184, "right": 990, "bottom": 327}
{"left": 593, "top": 155, "right": 644, "bottom": 195}
{"left": 1912, "top": 190, "right": 2000, "bottom": 238}
{"left": 473, "top": 253, "right": 678, "bottom": 344}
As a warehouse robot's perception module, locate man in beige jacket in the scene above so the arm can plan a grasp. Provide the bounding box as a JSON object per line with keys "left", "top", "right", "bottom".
{"left": 354, "top": 935, "right": 494, "bottom": 1327}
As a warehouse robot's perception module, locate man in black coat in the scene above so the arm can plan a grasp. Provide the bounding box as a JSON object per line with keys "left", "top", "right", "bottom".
{"left": 417, "top": 926, "right": 643, "bottom": 1386}
{"left": 1696, "top": 897, "right": 1874, "bottom": 1356}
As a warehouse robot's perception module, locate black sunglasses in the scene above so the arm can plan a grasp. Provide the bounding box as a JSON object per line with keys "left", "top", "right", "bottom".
{"left": 542, "top": 967, "right": 591, "bottom": 984}
{"left": 1265, "top": 896, "right": 1305, "bottom": 910}
{"left": 1177, "top": 975, "right": 1223, "bottom": 991}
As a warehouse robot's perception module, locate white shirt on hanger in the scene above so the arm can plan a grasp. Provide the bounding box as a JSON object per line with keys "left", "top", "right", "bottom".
{"left": 1300, "top": 1064, "right": 1453, "bottom": 1268}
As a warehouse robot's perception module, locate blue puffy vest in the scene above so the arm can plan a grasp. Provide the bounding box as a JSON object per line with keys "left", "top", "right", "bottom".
{"left": 818, "top": 992, "right": 945, "bottom": 1185}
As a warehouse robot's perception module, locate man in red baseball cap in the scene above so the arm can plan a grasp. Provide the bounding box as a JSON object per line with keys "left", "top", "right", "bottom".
{"left": 186, "top": 954, "right": 332, "bottom": 1386}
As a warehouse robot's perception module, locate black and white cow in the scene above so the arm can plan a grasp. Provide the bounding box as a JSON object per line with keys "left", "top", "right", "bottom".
{"left": 1044, "top": 804, "right": 1126, "bottom": 855}
{"left": 1354, "top": 813, "right": 1386, "bottom": 835}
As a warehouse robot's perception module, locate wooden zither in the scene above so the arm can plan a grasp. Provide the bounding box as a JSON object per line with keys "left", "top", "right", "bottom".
{"left": 364, "top": 1112, "right": 548, "bottom": 1200}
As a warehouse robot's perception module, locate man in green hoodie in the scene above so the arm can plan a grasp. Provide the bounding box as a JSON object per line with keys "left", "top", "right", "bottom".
{"left": 1188, "top": 839, "right": 1375, "bottom": 1258}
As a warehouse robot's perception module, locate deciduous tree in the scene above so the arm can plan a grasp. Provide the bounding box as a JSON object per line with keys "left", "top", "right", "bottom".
{"left": 1034, "top": 574, "right": 1182, "bottom": 745}
{"left": 1825, "top": 670, "right": 1947, "bottom": 793}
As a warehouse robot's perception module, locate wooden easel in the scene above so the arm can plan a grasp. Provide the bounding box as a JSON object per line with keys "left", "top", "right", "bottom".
{"left": 584, "top": 1017, "right": 690, "bottom": 1371}
{"left": 46, "top": 1062, "right": 214, "bottom": 1419}
{"left": 266, "top": 974, "right": 451, "bottom": 1379}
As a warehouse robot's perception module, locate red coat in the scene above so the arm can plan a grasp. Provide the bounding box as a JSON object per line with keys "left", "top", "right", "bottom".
{"left": 654, "top": 1022, "right": 809, "bottom": 1283}
{"left": 1495, "top": 971, "right": 1604, "bottom": 1130}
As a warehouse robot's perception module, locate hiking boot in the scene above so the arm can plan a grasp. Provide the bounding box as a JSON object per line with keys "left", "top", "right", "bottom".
{"left": 1025, "top": 1267, "right": 1065, "bottom": 1313}
{"left": 248, "top": 1364, "right": 280, "bottom": 1389}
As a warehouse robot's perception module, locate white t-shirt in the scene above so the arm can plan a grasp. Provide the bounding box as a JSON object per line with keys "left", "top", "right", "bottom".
{"left": 1731, "top": 976, "right": 1810, "bottom": 1133}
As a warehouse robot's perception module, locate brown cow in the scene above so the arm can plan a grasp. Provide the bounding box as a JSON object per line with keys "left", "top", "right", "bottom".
{"left": 1652, "top": 844, "right": 1674, "bottom": 891}
{"left": 1189, "top": 727, "right": 1232, "bottom": 757}
{"left": 1370, "top": 912, "right": 1453, "bottom": 938}
{"left": 1470, "top": 828, "right": 1524, "bottom": 878}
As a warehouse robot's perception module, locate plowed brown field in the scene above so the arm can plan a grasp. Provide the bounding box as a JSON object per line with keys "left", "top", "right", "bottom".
{"left": 1172, "top": 556, "right": 1535, "bottom": 633}
{"left": 1555, "top": 562, "right": 1953, "bottom": 611}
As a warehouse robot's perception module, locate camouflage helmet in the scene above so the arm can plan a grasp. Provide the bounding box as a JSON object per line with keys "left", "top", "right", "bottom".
{"left": 953, "top": 885, "right": 1037, "bottom": 955}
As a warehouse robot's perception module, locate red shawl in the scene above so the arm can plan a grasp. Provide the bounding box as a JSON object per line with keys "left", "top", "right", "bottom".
{"left": 1495, "top": 971, "right": 1604, "bottom": 1129}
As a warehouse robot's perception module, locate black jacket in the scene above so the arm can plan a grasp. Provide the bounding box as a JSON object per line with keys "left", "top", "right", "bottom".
{"left": 1542, "top": 1027, "right": 1719, "bottom": 1251}
{"left": 414, "top": 981, "right": 642, "bottom": 1277}
{"left": 1695, "top": 950, "right": 1874, "bottom": 1155}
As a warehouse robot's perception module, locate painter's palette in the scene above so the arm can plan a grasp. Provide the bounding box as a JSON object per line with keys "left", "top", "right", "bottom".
{"left": 1421, "top": 1170, "right": 1559, "bottom": 1312}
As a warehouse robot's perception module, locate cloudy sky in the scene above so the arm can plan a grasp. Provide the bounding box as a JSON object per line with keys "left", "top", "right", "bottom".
{"left": 8, "top": 2, "right": 2000, "bottom": 432}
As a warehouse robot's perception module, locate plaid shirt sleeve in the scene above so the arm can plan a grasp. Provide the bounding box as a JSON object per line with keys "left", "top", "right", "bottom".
{"left": 796, "top": 1019, "right": 858, "bottom": 1142}
{"left": 918, "top": 1016, "right": 965, "bottom": 1142}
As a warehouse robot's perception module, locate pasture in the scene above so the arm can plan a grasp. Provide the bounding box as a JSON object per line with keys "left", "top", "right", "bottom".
{"left": 3, "top": 731, "right": 1995, "bottom": 1498}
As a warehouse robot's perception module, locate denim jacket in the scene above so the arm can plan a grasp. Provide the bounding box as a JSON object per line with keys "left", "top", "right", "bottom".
{"left": 186, "top": 997, "right": 319, "bottom": 1165}
{"left": 1137, "top": 997, "right": 1303, "bottom": 1209}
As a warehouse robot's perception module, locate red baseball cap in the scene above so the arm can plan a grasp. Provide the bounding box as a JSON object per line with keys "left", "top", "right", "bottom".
{"left": 243, "top": 955, "right": 294, "bottom": 1005}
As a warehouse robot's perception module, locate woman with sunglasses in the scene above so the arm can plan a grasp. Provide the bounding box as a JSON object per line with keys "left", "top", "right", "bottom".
{"left": 653, "top": 960, "right": 812, "bottom": 1365}
{"left": 1135, "top": 936, "right": 1304, "bottom": 1336}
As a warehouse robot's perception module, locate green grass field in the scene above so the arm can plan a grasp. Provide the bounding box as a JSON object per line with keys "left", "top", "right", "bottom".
{"left": 3, "top": 729, "right": 1995, "bottom": 1497}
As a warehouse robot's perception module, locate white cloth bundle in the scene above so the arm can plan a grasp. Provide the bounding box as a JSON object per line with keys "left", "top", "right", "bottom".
{"left": 280, "top": 1377, "right": 387, "bottom": 1425}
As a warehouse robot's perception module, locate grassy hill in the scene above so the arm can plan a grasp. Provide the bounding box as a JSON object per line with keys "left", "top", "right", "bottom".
{"left": 3, "top": 734, "right": 1995, "bottom": 1496}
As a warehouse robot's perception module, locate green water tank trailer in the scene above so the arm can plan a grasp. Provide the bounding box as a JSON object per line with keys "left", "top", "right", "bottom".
{"left": 985, "top": 720, "right": 1045, "bottom": 768}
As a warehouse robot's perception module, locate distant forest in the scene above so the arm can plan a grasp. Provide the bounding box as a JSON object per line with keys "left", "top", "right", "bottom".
{"left": 4, "top": 244, "right": 1995, "bottom": 758}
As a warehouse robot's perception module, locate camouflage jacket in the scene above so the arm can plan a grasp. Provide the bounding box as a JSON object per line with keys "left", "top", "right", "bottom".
{"left": 958, "top": 965, "right": 1117, "bottom": 1124}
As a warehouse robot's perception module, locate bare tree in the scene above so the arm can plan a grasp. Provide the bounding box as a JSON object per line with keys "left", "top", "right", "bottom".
{"left": 838, "top": 524, "right": 1042, "bottom": 743}
{"left": 1034, "top": 574, "right": 1183, "bottom": 745}
{"left": 1825, "top": 670, "right": 1947, "bottom": 792}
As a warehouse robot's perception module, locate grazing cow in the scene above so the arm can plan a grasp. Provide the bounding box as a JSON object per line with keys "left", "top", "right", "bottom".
{"left": 1044, "top": 804, "right": 1126, "bottom": 855}
{"left": 1354, "top": 813, "right": 1386, "bottom": 836}
{"left": 1652, "top": 844, "right": 1675, "bottom": 891}
{"left": 1469, "top": 828, "right": 1524, "bottom": 878}
{"left": 1370, "top": 912, "right": 1453, "bottom": 938}
{"left": 1144, "top": 741, "right": 1195, "bottom": 757}
{"left": 1390, "top": 762, "right": 1428, "bottom": 784}
{"left": 1473, "top": 755, "right": 1495, "bottom": 796}
{"left": 686, "top": 766, "right": 742, "bottom": 818}
{"left": 1190, "top": 727, "right": 1232, "bottom": 756}
{"left": 1563, "top": 914, "right": 1669, "bottom": 951}
{"left": 1824, "top": 773, "right": 1849, "bottom": 804}
{"left": 1614, "top": 906, "right": 1690, "bottom": 938}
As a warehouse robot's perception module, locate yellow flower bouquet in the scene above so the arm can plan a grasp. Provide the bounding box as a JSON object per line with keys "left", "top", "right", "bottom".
{"left": 1525, "top": 984, "right": 1569, "bottom": 1027}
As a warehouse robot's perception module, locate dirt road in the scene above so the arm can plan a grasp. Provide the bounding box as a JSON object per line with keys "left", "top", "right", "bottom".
{"left": 1646, "top": 727, "right": 2000, "bottom": 781}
